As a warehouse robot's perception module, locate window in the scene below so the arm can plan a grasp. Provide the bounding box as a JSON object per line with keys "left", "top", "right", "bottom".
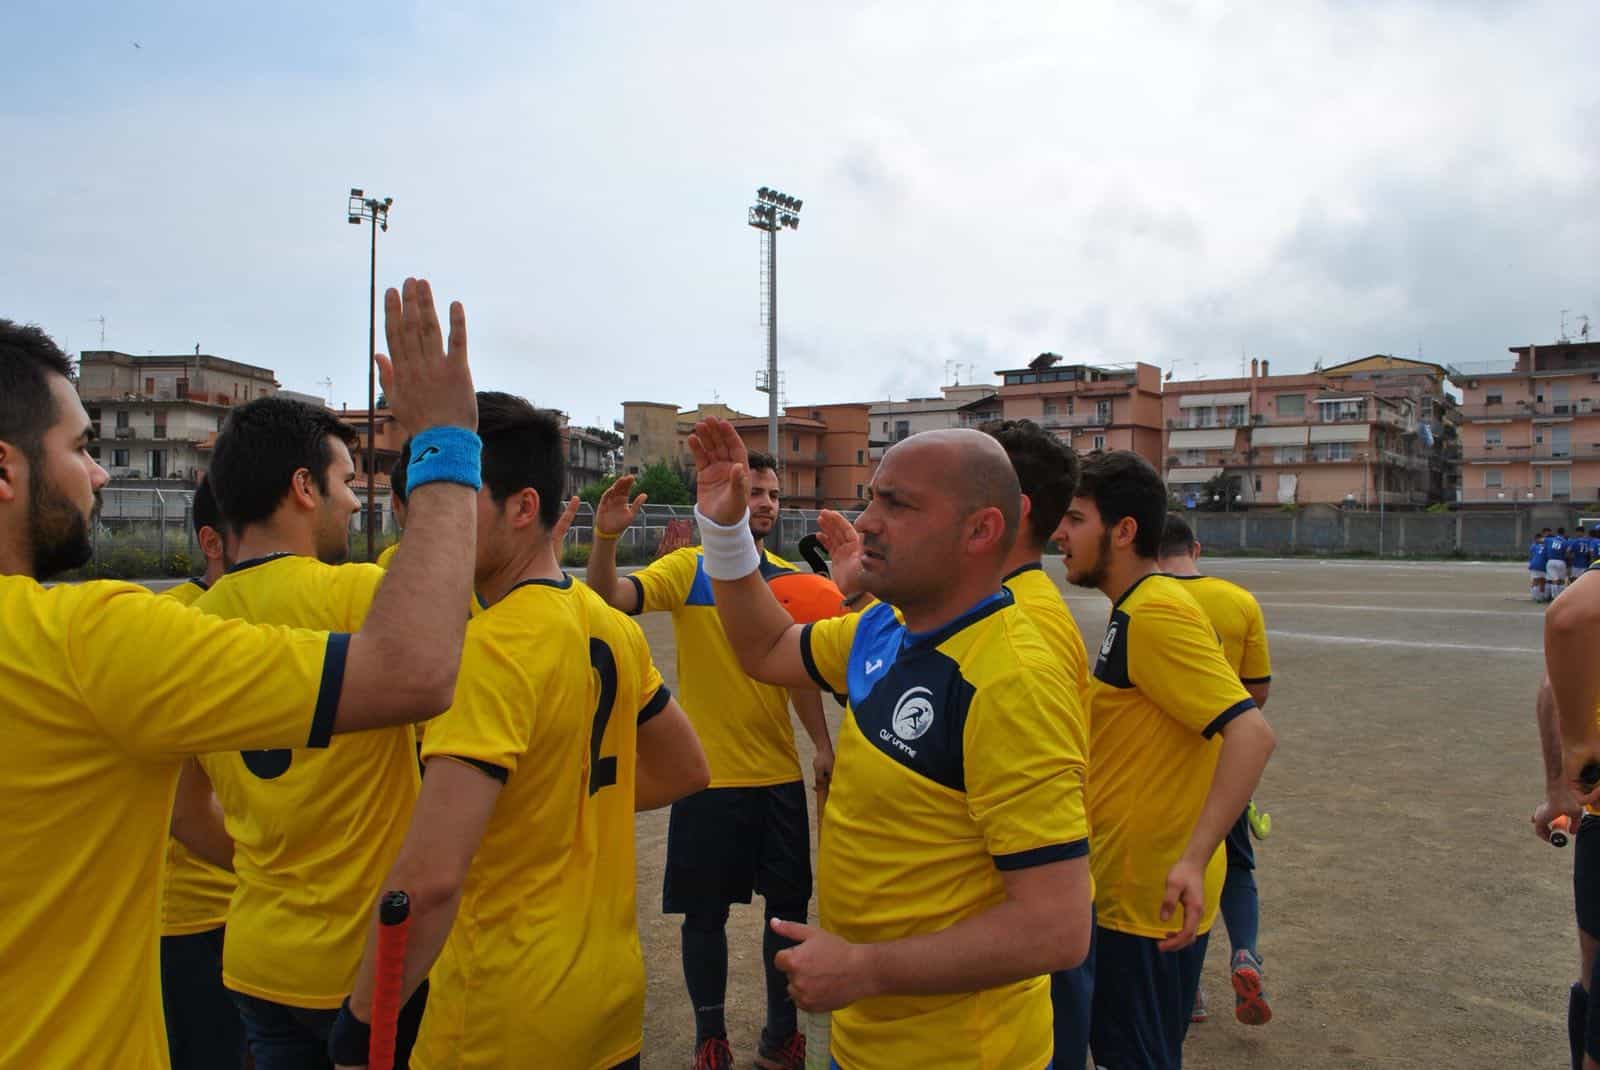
{"left": 881, "top": 421, "right": 889, "bottom": 432}
{"left": 855, "top": 484, "right": 864, "bottom": 497}
{"left": 176, "top": 378, "right": 189, "bottom": 399}
{"left": 1276, "top": 394, "right": 1305, "bottom": 418}
{"left": 154, "top": 411, "right": 167, "bottom": 439}
{"left": 1043, "top": 399, "right": 1057, "bottom": 416}
{"left": 856, "top": 449, "right": 864, "bottom": 464}
{"left": 1020, "top": 373, "right": 1038, "bottom": 384}
{"left": 1275, "top": 446, "right": 1304, "bottom": 463}
{"left": 792, "top": 435, "right": 800, "bottom": 452}
{"left": 1319, "top": 399, "right": 1365, "bottom": 422}
{"left": 894, "top": 420, "right": 910, "bottom": 440}
{"left": 144, "top": 377, "right": 156, "bottom": 395}
{"left": 1192, "top": 407, "right": 1215, "bottom": 428}
{"left": 112, "top": 448, "right": 129, "bottom": 468}
{"left": 148, "top": 450, "right": 167, "bottom": 478}
{"left": 628, "top": 465, "right": 639, "bottom": 475}
{"left": 87, "top": 406, "right": 101, "bottom": 431}
{"left": 1092, "top": 434, "right": 1106, "bottom": 451}
{"left": 1183, "top": 449, "right": 1205, "bottom": 466}
{"left": 1095, "top": 401, "right": 1112, "bottom": 424}
{"left": 1486, "top": 392, "right": 1502, "bottom": 405}
{"left": 1535, "top": 468, "right": 1543, "bottom": 487}
{"left": 628, "top": 434, "right": 639, "bottom": 445}
{"left": 116, "top": 410, "right": 129, "bottom": 429}
{"left": 87, "top": 446, "right": 101, "bottom": 461}
{"left": 1254, "top": 476, "right": 1262, "bottom": 492}
{"left": 1315, "top": 442, "right": 1352, "bottom": 461}
{"left": 1484, "top": 428, "right": 1502, "bottom": 447}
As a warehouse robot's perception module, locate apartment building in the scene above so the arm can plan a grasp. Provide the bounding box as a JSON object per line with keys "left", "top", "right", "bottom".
{"left": 78, "top": 350, "right": 280, "bottom": 484}
{"left": 791, "top": 402, "right": 873, "bottom": 509}
{"left": 1163, "top": 358, "right": 1440, "bottom": 507}
{"left": 994, "top": 354, "right": 1165, "bottom": 467}
{"left": 1453, "top": 339, "right": 1600, "bottom": 505}
{"left": 869, "top": 385, "right": 1000, "bottom": 458}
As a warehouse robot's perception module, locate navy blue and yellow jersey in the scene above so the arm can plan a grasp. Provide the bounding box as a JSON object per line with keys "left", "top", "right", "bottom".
{"left": 800, "top": 592, "right": 1088, "bottom": 1070}
{"left": 413, "top": 578, "right": 670, "bottom": 1070}
{"left": 194, "top": 554, "right": 420, "bottom": 1008}
{"left": 1085, "top": 574, "right": 1256, "bottom": 940}
{"left": 630, "top": 546, "right": 804, "bottom": 787}
{"left": 1166, "top": 575, "right": 1271, "bottom": 684}
{"left": 1002, "top": 563, "right": 1089, "bottom": 698}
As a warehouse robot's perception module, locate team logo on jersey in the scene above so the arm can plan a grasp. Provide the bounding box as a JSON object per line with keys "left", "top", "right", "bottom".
{"left": 891, "top": 686, "right": 935, "bottom": 740}
{"left": 1099, "top": 621, "right": 1120, "bottom": 658}
{"left": 865, "top": 658, "right": 885, "bottom": 675}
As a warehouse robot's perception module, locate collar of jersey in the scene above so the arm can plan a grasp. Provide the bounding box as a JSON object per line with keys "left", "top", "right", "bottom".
{"left": 225, "top": 551, "right": 296, "bottom": 575}
{"left": 901, "top": 588, "right": 1013, "bottom": 651}
{"left": 186, "top": 576, "right": 210, "bottom": 591}
{"left": 1001, "top": 561, "right": 1043, "bottom": 583}
{"left": 1164, "top": 572, "right": 1205, "bottom": 581}
{"left": 495, "top": 572, "right": 574, "bottom": 603}
{"left": 1111, "top": 570, "right": 1161, "bottom": 611}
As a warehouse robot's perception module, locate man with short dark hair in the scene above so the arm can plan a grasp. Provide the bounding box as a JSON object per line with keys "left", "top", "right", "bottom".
{"left": 1059, "top": 450, "right": 1276, "bottom": 1068}
{"left": 160, "top": 475, "right": 247, "bottom": 1070}
{"left": 331, "top": 392, "right": 709, "bottom": 1070}
{"left": 686, "top": 419, "right": 1092, "bottom": 1070}
{"left": 196, "top": 396, "right": 430, "bottom": 1069}
{"left": 981, "top": 419, "right": 1096, "bottom": 1067}
{"left": 1156, "top": 514, "right": 1275, "bottom": 1028}
{"left": 0, "top": 281, "right": 480, "bottom": 1068}
{"left": 586, "top": 450, "right": 834, "bottom": 1070}
{"left": 378, "top": 443, "right": 410, "bottom": 569}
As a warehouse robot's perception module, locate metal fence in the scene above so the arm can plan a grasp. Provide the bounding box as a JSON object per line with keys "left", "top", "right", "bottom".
{"left": 85, "top": 488, "right": 1567, "bottom": 579}
{"left": 1186, "top": 504, "right": 1573, "bottom": 558}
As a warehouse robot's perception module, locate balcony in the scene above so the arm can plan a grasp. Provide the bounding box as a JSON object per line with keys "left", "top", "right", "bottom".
{"left": 1462, "top": 443, "right": 1600, "bottom": 463}
{"left": 1165, "top": 414, "right": 1252, "bottom": 430}
{"left": 1459, "top": 401, "right": 1599, "bottom": 420}
{"left": 114, "top": 427, "right": 133, "bottom": 439}
{"left": 1039, "top": 412, "right": 1115, "bottom": 430}
{"left": 1459, "top": 486, "right": 1578, "bottom": 504}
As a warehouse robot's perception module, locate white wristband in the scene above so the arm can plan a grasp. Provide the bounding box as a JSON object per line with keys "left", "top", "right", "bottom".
{"left": 695, "top": 506, "right": 761, "bottom": 580}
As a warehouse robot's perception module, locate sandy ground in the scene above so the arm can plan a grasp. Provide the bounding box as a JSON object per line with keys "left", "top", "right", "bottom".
{"left": 628, "top": 557, "right": 1568, "bottom": 1069}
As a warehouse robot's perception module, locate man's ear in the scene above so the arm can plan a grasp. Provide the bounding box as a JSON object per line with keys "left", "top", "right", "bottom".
{"left": 0, "top": 440, "right": 18, "bottom": 504}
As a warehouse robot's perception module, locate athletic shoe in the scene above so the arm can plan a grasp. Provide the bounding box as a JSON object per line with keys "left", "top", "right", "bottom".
{"left": 1190, "top": 987, "right": 1209, "bottom": 1023}
{"left": 692, "top": 1035, "right": 733, "bottom": 1070}
{"left": 1246, "top": 800, "right": 1272, "bottom": 841}
{"left": 753, "top": 1030, "right": 806, "bottom": 1070}
{"left": 1231, "top": 948, "right": 1272, "bottom": 1026}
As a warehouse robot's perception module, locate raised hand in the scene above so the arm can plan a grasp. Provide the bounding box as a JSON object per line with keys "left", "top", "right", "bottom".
{"left": 655, "top": 519, "right": 692, "bottom": 560}
{"left": 550, "top": 495, "right": 582, "bottom": 548}
{"left": 816, "top": 510, "right": 867, "bottom": 599}
{"left": 686, "top": 417, "right": 750, "bottom": 528}
{"left": 596, "top": 475, "right": 648, "bottom": 537}
{"left": 375, "top": 278, "right": 477, "bottom": 433}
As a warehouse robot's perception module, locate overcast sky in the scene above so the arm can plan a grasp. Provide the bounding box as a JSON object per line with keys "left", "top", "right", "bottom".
{"left": 6, "top": 1, "right": 1598, "bottom": 427}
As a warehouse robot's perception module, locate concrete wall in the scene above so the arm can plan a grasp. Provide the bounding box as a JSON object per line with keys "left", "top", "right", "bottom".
{"left": 1180, "top": 505, "right": 1571, "bottom": 557}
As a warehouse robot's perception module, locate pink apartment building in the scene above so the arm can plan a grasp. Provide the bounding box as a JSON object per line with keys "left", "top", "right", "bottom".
{"left": 994, "top": 354, "right": 1165, "bottom": 468}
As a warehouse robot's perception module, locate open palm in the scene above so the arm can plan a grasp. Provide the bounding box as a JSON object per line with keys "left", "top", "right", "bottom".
{"left": 816, "top": 510, "right": 867, "bottom": 599}
{"left": 687, "top": 418, "right": 750, "bottom": 527}
{"left": 596, "top": 475, "right": 646, "bottom": 536}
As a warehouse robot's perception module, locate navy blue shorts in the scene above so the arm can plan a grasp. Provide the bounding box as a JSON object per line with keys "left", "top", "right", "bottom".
{"left": 1574, "top": 815, "right": 1600, "bottom": 1062}
{"left": 663, "top": 781, "right": 813, "bottom": 914}
{"left": 160, "top": 926, "right": 246, "bottom": 1070}
{"left": 1090, "top": 926, "right": 1209, "bottom": 1070}
{"left": 1224, "top": 808, "right": 1255, "bottom": 871}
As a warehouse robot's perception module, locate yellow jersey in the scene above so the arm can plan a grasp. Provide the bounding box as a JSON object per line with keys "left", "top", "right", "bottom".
{"left": 414, "top": 576, "right": 670, "bottom": 1070}
{"left": 1003, "top": 563, "right": 1090, "bottom": 698}
{"left": 1166, "top": 574, "right": 1272, "bottom": 684}
{"left": 630, "top": 546, "right": 803, "bottom": 787}
{"left": 159, "top": 578, "right": 237, "bottom": 937}
{"left": 801, "top": 592, "right": 1089, "bottom": 1070}
{"left": 1085, "top": 574, "right": 1256, "bottom": 940}
{"left": 376, "top": 542, "right": 399, "bottom": 570}
{"left": 0, "top": 575, "right": 346, "bottom": 1070}
{"left": 195, "top": 554, "right": 420, "bottom": 1009}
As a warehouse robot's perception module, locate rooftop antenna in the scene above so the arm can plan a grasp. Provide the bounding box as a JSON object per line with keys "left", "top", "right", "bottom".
{"left": 1580, "top": 314, "right": 1592, "bottom": 343}
{"left": 316, "top": 377, "right": 334, "bottom": 406}
{"left": 1560, "top": 309, "right": 1572, "bottom": 343}
{"left": 88, "top": 315, "right": 106, "bottom": 346}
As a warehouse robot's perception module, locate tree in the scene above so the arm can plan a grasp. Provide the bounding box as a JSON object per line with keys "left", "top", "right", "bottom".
{"left": 635, "top": 461, "right": 691, "bottom": 506}
{"left": 578, "top": 474, "right": 618, "bottom": 505}
{"left": 1199, "top": 472, "right": 1242, "bottom": 512}
{"left": 582, "top": 426, "right": 623, "bottom": 450}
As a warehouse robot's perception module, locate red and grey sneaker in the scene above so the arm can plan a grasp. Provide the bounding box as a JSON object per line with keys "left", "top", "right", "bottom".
{"left": 1190, "top": 987, "right": 1209, "bottom": 1023}
{"left": 692, "top": 1035, "right": 733, "bottom": 1070}
{"left": 753, "top": 1030, "right": 806, "bottom": 1070}
{"left": 1231, "top": 948, "right": 1272, "bottom": 1026}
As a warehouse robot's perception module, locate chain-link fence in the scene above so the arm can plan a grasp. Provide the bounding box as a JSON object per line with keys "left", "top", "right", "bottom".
{"left": 78, "top": 488, "right": 1562, "bottom": 580}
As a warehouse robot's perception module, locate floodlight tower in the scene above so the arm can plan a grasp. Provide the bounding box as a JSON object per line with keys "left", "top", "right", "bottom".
{"left": 748, "top": 186, "right": 803, "bottom": 459}
{"left": 347, "top": 188, "right": 392, "bottom": 563}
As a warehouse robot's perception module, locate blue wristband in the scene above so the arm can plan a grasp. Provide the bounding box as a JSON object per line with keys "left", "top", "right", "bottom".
{"left": 406, "top": 426, "right": 482, "bottom": 492}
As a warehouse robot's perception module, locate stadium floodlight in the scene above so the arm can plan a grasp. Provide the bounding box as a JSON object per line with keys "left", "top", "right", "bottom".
{"left": 345, "top": 186, "right": 395, "bottom": 562}
{"left": 747, "top": 185, "right": 805, "bottom": 458}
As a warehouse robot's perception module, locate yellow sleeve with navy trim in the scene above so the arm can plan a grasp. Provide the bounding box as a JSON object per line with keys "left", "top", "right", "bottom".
{"left": 1127, "top": 596, "right": 1255, "bottom": 737}
{"left": 420, "top": 621, "right": 536, "bottom": 776}
{"left": 630, "top": 545, "right": 699, "bottom": 613}
{"left": 964, "top": 669, "right": 1090, "bottom": 867}
{"left": 800, "top": 610, "right": 862, "bottom": 695}
{"left": 1239, "top": 591, "right": 1272, "bottom": 684}
{"left": 70, "top": 583, "right": 345, "bottom": 757}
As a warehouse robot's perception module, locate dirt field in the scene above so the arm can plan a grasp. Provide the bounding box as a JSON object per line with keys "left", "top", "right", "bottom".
{"left": 629, "top": 557, "right": 1566, "bottom": 1070}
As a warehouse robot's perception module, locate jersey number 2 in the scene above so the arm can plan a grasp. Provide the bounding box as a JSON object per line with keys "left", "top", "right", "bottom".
{"left": 588, "top": 638, "right": 619, "bottom": 796}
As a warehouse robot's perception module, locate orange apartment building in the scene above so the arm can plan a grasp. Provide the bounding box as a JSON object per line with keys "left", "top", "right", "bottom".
{"left": 993, "top": 354, "right": 1165, "bottom": 467}
{"left": 1163, "top": 357, "right": 1443, "bottom": 507}
{"left": 1453, "top": 339, "right": 1600, "bottom": 506}
{"left": 789, "top": 402, "right": 874, "bottom": 509}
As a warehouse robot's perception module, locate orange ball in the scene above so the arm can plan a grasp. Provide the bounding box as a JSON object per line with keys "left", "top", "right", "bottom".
{"left": 768, "top": 571, "right": 847, "bottom": 624}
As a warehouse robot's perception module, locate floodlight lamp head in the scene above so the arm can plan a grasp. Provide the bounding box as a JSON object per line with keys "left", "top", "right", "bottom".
{"left": 348, "top": 215, "right": 361, "bottom": 224}
{"left": 383, "top": 197, "right": 393, "bottom": 207}
{"left": 758, "top": 187, "right": 771, "bottom": 200}
{"left": 793, "top": 199, "right": 803, "bottom": 212}
{"left": 351, "top": 187, "right": 364, "bottom": 197}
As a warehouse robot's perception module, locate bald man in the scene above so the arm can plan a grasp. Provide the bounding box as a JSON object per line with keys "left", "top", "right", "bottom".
{"left": 685, "top": 420, "right": 1092, "bottom": 1070}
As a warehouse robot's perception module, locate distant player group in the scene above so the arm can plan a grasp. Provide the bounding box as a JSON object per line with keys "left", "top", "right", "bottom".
{"left": 1530, "top": 527, "right": 1600, "bottom": 603}
{"left": 0, "top": 283, "right": 1280, "bottom": 1070}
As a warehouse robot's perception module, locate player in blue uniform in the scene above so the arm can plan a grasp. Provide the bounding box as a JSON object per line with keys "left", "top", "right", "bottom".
{"left": 1532, "top": 528, "right": 1552, "bottom": 603}
{"left": 1548, "top": 528, "right": 1571, "bottom": 600}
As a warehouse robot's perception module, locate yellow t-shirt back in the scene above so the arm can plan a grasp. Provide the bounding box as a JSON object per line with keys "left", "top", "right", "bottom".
{"left": 195, "top": 554, "right": 419, "bottom": 1008}
{"left": 801, "top": 592, "right": 1089, "bottom": 1070}
{"left": 1085, "top": 574, "right": 1256, "bottom": 940}
{"left": 159, "top": 578, "right": 237, "bottom": 936}
{"left": 1166, "top": 574, "right": 1272, "bottom": 683}
{"left": 413, "top": 577, "right": 670, "bottom": 1070}
{"left": 630, "top": 546, "right": 802, "bottom": 787}
{"left": 0, "top": 575, "right": 344, "bottom": 1069}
